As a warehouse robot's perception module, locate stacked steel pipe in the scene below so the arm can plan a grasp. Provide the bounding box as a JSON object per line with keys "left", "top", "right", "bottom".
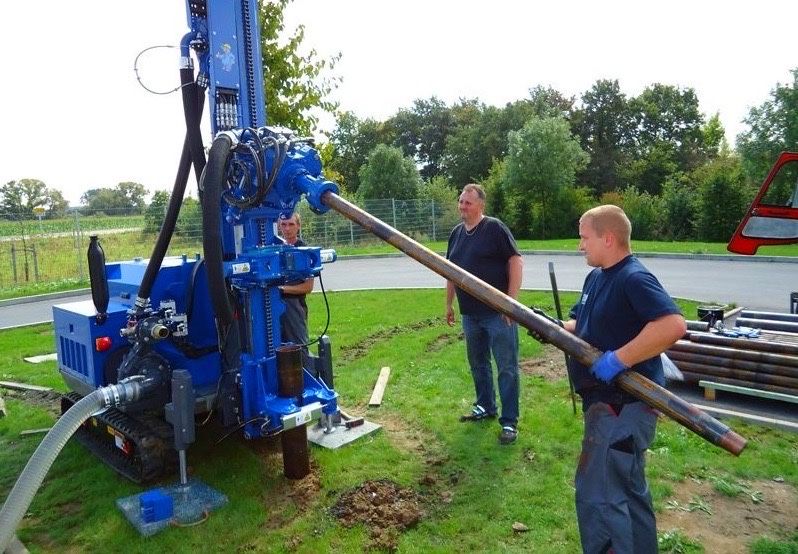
{"left": 666, "top": 311, "right": 798, "bottom": 396}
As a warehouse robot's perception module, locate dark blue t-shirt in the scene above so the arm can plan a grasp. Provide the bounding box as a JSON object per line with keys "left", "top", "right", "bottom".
{"left": 446, "top": 216, "right": 520, "bottom": 316}
{"left": 568, "top": 255, "right": 681, "bottom": 406}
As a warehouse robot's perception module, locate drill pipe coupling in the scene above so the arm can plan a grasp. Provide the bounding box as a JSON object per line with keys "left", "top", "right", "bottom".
{"left": 296, "top": 173, "right": 339, "bottom": 214}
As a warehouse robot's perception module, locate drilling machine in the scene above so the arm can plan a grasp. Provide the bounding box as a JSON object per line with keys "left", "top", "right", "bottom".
{"left": 0, "top": 0, "right": 752, "bottom": 546}
{"left": 54, "top": 0, "right": 341, "bottom": 484}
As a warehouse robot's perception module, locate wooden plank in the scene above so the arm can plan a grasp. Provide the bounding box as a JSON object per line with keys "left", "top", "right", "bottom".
{"left": 20, "top": 428, "right": 52, "bottom": 436}
{"left": 368, "top": 367, "right": 391, "bottom": 406}
{"left": 699, "top": 380, "right": 798, "bottom": 404}
{"left": 0, "top": 380, "right": 53, "bottom": 392}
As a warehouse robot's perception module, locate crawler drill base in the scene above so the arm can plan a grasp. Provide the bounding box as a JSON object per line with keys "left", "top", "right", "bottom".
{"left": 62, "top": 392, "right": 176, "bottom": 484}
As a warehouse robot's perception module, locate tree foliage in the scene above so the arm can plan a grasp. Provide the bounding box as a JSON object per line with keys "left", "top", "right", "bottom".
{"left": 0, "top": 179, "right": 68, "bottom": 218}
{"left": 327, "top": 112, "right": 393, "bottom": 193}
{"left": 503, "top": 116, "right": 589, "bottom": 237}
{"left": 737, "top": 68, "right": 798, "bottom": 184}
{"left": 357, "top": 144, "right": 421, "bottom": 200}
{"left": 387, "top": 96, "right": 453, "bottom": 180}
{"left": 573, "top": 79, "right": 635, "bottom": 194}
{"left": 259, "top": 0, "right": 341, "bottom": 134}
{"left": 694, "top": 156, "right": 752, "bottom": 242}
{"left": 81, "top": 182, "right": 147, "bottom": 215}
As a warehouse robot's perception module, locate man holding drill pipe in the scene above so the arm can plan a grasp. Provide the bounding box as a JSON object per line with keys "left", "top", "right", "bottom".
{"left": 535, "top": 205, "right": 686, "bottom": 553}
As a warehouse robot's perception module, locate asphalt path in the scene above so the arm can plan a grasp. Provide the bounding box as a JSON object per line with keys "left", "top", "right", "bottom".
{"left": 0, "top": 252, "right": 794, "bottom": 328}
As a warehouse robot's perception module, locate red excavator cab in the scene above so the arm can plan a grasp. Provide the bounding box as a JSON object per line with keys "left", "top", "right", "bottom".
{"left": 728, "top": 152, "right": 798, "bottom": 254}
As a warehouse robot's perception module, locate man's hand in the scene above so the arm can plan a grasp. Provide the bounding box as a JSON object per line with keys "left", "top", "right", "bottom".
{"left": 590, "top": 350, "right": 628, "bottom": 383}
{"left": 527, "top": 307, "right": 561, "bottom": 343}
{"left": 446, "top": 305, "right": 456, "bottom": 326}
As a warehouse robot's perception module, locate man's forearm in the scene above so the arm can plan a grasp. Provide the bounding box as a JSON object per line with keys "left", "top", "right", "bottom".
{"left": 281, "top": 277, "right": 314, "bottom": 295}
{"left": 615, "top": 314, "right": 687, "bottom": 367}
{"left": 446, "top": 281, "right": 455, "bottom": 307}
{"left": 506, "top": 255, "right": 523, "bottom": 299}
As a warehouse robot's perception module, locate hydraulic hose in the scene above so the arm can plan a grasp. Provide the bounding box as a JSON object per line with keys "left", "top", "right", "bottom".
{"left": 135, "top": 68, "right": 206, "bottom": 308}
{"left": 0, "top": 381, "right": 142, "bottom": 551}
{"left": 201, "top": 134, "right": 235, "bottom": 329}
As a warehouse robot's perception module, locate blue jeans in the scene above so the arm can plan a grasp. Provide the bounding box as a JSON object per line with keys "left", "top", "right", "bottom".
{"left": 461, "top": 313, "right": 519, "bottom": 427}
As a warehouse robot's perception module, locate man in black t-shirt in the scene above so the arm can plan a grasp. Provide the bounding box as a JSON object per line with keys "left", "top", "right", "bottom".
{"left": 445, "top": 183, "right": 523, "bottom": 445}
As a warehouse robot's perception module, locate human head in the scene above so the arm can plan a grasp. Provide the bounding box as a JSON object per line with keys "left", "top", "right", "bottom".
{"left": 458, "top": 183, "right": 486, "bottom": 224}
{"left": 578, "top": 205, "right": 632, "bottom": 268}
{"left": 279, "top": 212, "right": 301, "bottom": 244}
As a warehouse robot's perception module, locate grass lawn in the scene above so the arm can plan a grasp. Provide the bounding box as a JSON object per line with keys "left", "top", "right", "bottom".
{"left": 1, "top": 290, "right": 796, "bottom": 553}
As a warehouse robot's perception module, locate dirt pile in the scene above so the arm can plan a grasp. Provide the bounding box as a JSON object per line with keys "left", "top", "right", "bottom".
{"left": 331, "top": 479, "right": 423, "bottom": 551}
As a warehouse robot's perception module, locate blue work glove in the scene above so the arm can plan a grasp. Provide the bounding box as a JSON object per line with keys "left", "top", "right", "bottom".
{"left": 590, "top": 350, "right": 628, "bottom": 383}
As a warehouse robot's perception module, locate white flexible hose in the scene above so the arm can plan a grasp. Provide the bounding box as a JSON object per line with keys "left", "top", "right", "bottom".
{"left": 0, "top": 390, "right": 104, "bottom": 551}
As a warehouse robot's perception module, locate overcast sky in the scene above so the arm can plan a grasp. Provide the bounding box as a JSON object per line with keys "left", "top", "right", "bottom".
{"left": 1, "top": 1, "right": 796, "bottom": 205}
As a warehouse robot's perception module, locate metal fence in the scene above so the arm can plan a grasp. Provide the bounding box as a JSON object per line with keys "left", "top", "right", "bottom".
{"left": 0, "top": 198, "right": 460, "bottom": 291}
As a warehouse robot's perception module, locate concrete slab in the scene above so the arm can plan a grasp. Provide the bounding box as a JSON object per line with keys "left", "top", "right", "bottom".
{"left": 307, "top": 420, "right": 382, "bottom": 449}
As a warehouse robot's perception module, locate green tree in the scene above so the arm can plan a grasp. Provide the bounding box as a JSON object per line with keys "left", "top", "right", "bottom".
{"left": 0, "top": 179, "right": 65, "bottom": 218}
{"left": 630, "top": 83, "right": 707, "bottom": 172}
{"left": 259, "top": 0, "right": 341, "bottom": 134}
{"left": 737, "top": 68, "right": 798, "bottom": 184}
{"left": 46, "top": 189, "right": 69, "bottom": 218}
{"left": 387, "top": 96, "right": 453, "bottom": 180}
{"left": 442, "top": 89, "right": 573, "bottom": 190}
{"left": 659, "top": 174, "right": 698, "bottom": 240}
{"left": 621, "top": 141, "right": 678, "bottom": 196}
{"left": 442, "top": 100, "right": 506, "bottom": 188}
{"left": 573, "top": 79, "right": 635, "bottom": 194}
{"left": 144, "top": 190, "right": 170, "bottom": 233}
{"left": 503, "top": 116, "right": 589, "bottom": 237}
{"left": 694, "top": 156, "right": 752, "bottom": 242}
{"left": 328, "top": 112, "right": 393, "bottom": 193}
{"left": 81, "top": 182, "right": 147, "bottom": 215}
{"left": 358, "top": 144, "right": 421, "bottom": 200}
{"left": 615, "top": 186, "right": 662, "bottom": 241}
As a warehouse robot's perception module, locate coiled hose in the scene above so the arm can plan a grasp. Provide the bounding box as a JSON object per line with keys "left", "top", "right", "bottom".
{"left": 0, "top": 386, "right": 132, "bottom": 551}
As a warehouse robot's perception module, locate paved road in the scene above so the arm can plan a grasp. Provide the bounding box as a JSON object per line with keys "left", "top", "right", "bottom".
{"left": 0, "top": 253, "right": 794, "bottom": 328}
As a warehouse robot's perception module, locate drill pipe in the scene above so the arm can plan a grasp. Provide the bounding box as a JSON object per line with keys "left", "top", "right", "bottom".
{"left": 739, "top": 310, "right": 798, "bottom": 323}
{"left": 670, "top": 340, "right": 798, "bottom": 369}
{"left": 667, "top": 357, "right": 798, "bottom": 389}
{"left": 735, "top": 318, "right": 798, "bottom": 334}
{"left": 680, "top": 371, "right": 798, "bottom": 397}
{"left": 321, "top": 192, "right": 747, "bottom": 456}
{"left": 668, "top": 344, "right": 798, "bottom": 375}
{"left": 686, "top": 332, "right": 798, "bottom": 356}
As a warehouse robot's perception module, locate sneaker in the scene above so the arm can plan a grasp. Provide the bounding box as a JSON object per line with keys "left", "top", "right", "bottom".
{"left": 459, "top": 404, "right": 497, "bottom": 422}
{"left": 498, "top": 426, "right": 518, "bottom": 445}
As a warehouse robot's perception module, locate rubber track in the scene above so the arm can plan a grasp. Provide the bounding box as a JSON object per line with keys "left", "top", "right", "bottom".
{"left": 62, "top": 392, "right": 177, "bottom": 484}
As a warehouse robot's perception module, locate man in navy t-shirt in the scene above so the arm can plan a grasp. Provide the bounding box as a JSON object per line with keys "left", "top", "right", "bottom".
{"left": 446, "top": 183, "right": 523, "bottom": 445}
{"left": 563, "top": 205, "right": 686, "bottom": 554}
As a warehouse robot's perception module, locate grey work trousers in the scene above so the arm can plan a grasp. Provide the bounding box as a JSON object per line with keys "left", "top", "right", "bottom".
{"left": 575, "top": 401, "right": 658, "bottom": 554}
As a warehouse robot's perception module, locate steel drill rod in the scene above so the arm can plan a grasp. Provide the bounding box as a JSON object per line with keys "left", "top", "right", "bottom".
{"left": 736, "top": 318, "right": 798, "bottom": 334}
{"left": 669, "top": 341, "right": 798, "bottom": 372}
{"left": 321, "top": 192, "right": 747, "bottom": 456}
{"left": 680, "top": 371, "right": 798, "bottom": 397}
{"left": 685, "top": 320, "right": 711, "bottom": 332}
{"left": 740, "top": 310, "right": 798, "bottom": 323}
{"left": 667, "top": 356, "right": 798, "bottom": 388}
{"left": 686, "top": 332, "right": 798, "bottom": 356}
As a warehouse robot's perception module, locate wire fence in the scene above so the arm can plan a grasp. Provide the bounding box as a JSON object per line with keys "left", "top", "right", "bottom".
{"left": 0, "top": 198, "right": 460, "bottom": 291}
